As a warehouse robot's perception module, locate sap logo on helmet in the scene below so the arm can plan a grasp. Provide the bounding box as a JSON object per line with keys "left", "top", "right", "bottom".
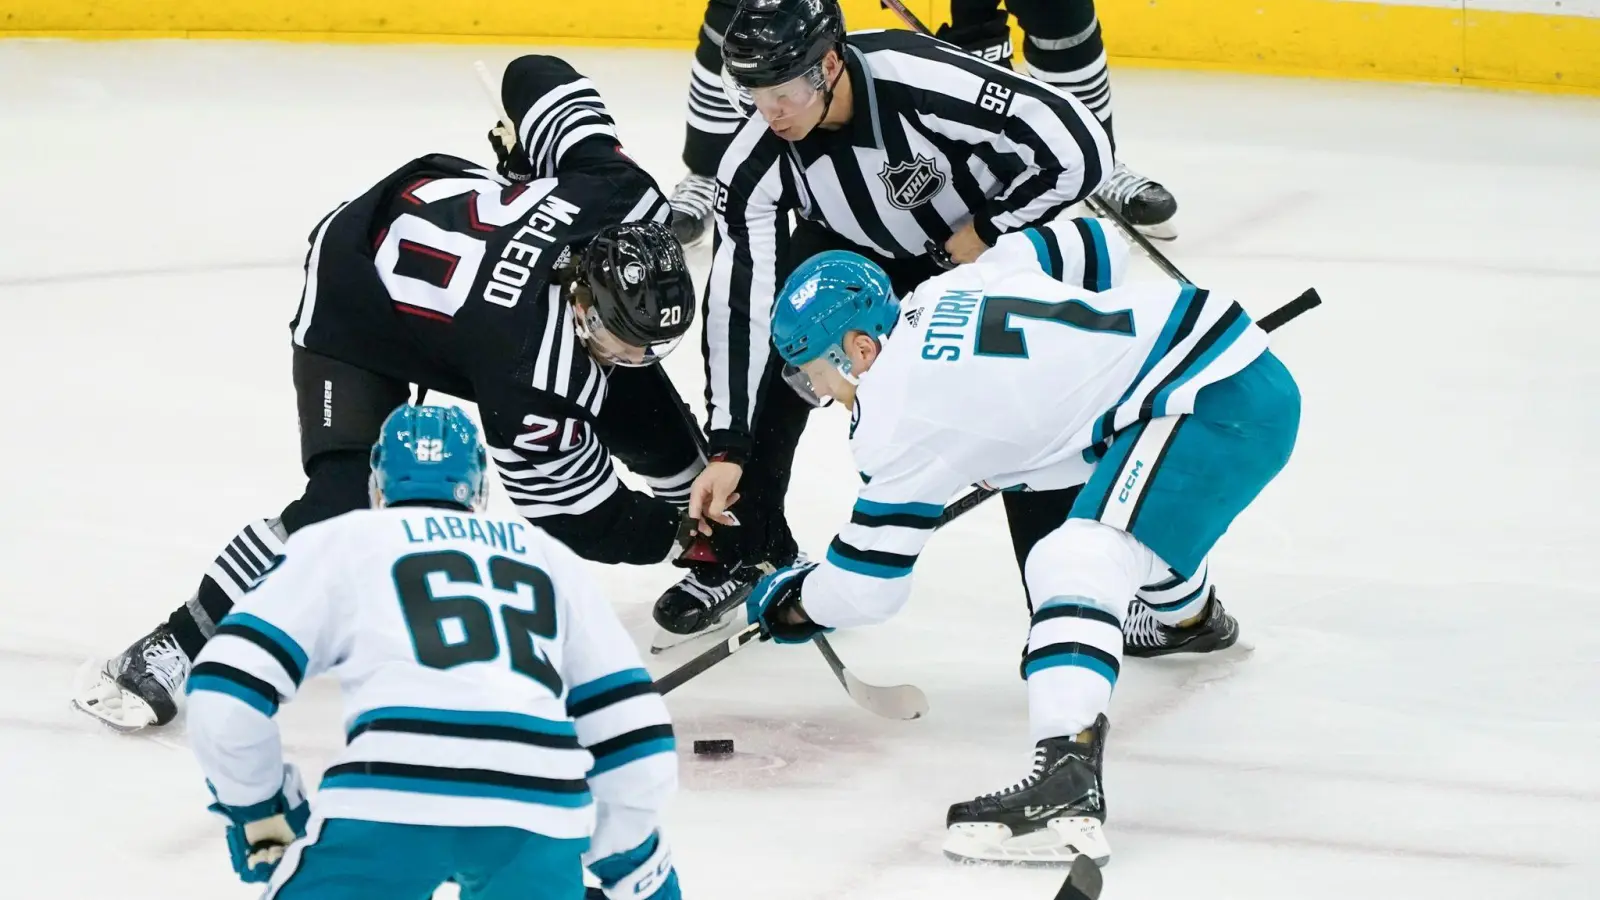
{"left": 789, "top": 277, "right": 821, "bottom": 310}
{"left": 415, "top": 438, "right": 445, "bottom": 462}
{"left": 728, "top": 60, "right": 759, "bottom": 69}
{"left": 623, "top": 261, "right": 646, "bottom": 285}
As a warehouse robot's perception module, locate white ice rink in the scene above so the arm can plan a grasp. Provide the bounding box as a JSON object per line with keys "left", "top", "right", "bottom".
{"left": 2, "top": 38, "right": 1598, "bottom": 899}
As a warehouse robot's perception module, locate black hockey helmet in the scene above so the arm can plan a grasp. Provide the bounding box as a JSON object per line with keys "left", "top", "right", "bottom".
{"left": 722, "top": 0, "right": 845, "bottom": 92}
{"left": 573, "top": 222, "right": 696, "bottom": 367}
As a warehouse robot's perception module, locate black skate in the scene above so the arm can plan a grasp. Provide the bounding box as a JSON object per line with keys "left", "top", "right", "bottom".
{"left": 649, "top": 561, "right": 761, "bottom": 654}
{"left": 1123, "top": 589, "right": 1241, "bottom": 658}
{"left": 1094, "top": 162, "right": 1178, "bottom": 240}
{"left": 944, "top": 715, "right": 1113, "bottom": 865}
{"left": 72, "top": 624, "right": 192, "bottom": 731}
{"left": 667, "top": 173, "right": 716, "bottom": 247}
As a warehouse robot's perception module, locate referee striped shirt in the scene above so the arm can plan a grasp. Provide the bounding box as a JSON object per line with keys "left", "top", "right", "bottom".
{"left": 703, "top": 28, "right": 1114, "bottom": 459}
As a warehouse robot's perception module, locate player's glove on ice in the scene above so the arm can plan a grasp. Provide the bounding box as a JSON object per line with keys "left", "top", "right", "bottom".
{"left": 589, "top": 830, "right": 682, "bottom": 900}
{"left": 746, "top": 560, "right": 831, "bottom": 644}
{"left": 207, "top": 763, "right": 310, "bottom": 883}
{"left": 487, "top": 121, "right": 537, "bottom": 183}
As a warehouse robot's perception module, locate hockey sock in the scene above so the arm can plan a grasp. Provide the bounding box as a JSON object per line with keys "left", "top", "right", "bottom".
{"left": 1016, "top": 0, "right": 1116, "bottom": 147}
{"left": 682, "top": 0, "right": 745, "bottom": 175}
{"left": 1136, "top": 560, "right": 1212, "bottom": 627}
{"left": 166, "top": 518, "right": 288, "bottom": 659}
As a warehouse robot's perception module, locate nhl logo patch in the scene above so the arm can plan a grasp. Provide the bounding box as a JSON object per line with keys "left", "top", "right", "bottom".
{"left": 879, "top": 154, "right": 946, "bottom": 210}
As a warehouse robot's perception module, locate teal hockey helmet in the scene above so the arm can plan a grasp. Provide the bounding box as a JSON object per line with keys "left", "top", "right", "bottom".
{"left": 370, "top": 404, "right": 488, "bottom": 510}
{"left": 772, "top": 249, "right": 899, "bottom": 372}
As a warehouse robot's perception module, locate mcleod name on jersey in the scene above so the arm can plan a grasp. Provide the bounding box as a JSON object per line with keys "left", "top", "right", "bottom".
{"left": 287, "top": 55, "right": 686, "bottom": 564}
{"left": 704, "top": 28, "right": 1114, "bottom": 459}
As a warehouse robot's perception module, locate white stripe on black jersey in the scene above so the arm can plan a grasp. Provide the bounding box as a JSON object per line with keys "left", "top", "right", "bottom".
{"left": 289, "top": 56, "right": 680, "bottom": 561}
{"left": 703, "top": 28, "right": 1113, "bottom": 453}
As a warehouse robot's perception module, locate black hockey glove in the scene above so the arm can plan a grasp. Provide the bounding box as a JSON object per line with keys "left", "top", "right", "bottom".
{"left": 934, "top": 12, "right": 1014, "bottom": 69}
{"left": 487, "top": 121, "right": 536, "bottom": 183}
{"left": 670, "top": 510, "right": 742, "bottom": 569}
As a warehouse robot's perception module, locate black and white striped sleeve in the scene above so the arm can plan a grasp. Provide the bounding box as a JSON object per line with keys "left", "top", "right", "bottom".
{"left": 885, "top": 41, "right": 1113, "bottom": 245}
{"left": 484, "top": 383, "right": 680, "bottom": 566}
{"left": 501, "top": 54, "right": 632, "bottom": 180}
{"left": 703, "top": 119, "right": 796, "bottom": 462}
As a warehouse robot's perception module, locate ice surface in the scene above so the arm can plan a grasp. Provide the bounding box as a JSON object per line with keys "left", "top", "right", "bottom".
{"left": 1, "top": 39, "right": 1597, "bottom": 899}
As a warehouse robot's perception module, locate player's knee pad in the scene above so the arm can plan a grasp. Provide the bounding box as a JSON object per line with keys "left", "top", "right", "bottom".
{"left": 1024, "top": 519, "right": 1154, "bottom": 618}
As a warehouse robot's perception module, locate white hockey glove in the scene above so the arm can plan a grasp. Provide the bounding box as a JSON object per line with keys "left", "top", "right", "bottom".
{"left": 588, "top": 830, "right": 681, "bottom": 900}
{"left": 207, "top": 763, "right": 310, "bottom": 884}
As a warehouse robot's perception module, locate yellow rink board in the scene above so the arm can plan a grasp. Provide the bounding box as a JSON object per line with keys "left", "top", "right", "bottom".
{"left": 4, "top": 0, "right": 1599, "bottom": 94}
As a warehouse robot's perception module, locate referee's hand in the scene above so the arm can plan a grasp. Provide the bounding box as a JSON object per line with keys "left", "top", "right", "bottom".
{"left": 944, "top": 221, "right": 990, "bottom": 265}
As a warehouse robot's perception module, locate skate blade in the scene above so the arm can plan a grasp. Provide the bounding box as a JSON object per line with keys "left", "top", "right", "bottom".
{"left": 942, "top": 817, "right": 1110, "bottom": 867}
{"left": 1135, "top": 219, "right": 1178, "bottom": 241}
{"left": 649, "top": 608, "right": 738, "bottom": 655}
{"left": 70, "top": 659, "right": 158, "bottom": 732}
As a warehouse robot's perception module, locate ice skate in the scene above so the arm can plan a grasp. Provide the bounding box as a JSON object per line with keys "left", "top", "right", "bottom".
{"left": 72, "top": 624, "right": 191, "bottom": 731}
{"left": 1094, "top": 162, "right": 1178, "bottom": 240}
{"left": 667, "top": 173, "right": 717, "bottom": 247}
{"left": 649, "top": 560, "right": 760, "bottom": 653}
{"left": 1122, "top": 589, "right": 1242, "bottom": 658}
{"left": 944, "top": 715, "right": 1112, "bottom": 865}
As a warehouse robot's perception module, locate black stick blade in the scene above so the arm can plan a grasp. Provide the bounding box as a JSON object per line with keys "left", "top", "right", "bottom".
{"left": 1053, "top": 855, "right": 1103, "bottom": 900}
{"left": 1257, "top": 287, "right": 1322, "bottom": 333}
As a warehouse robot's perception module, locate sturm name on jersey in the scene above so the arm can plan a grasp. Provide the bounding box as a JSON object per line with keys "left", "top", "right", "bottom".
{"left": 919, "top": 289, "right": 981, "bottom": 362}
{"left": 483, "top": 194, "right": 584, "bottom": 308}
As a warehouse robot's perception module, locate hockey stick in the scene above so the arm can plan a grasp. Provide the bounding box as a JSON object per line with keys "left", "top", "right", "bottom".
{"left": 1055, "top": 856, "right": 1104, "bottom": 900}
{"left": 815, "top": 633, "right": 929, "bottom": 719}
{"left": 654, "top": 286, "right": 1321, "bottom": 703}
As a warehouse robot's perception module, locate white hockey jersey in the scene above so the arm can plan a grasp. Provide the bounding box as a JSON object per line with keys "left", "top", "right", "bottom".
{"left": 186, "top": 507, "right": 675, "bottom": 860}
{"left": 800, "top": 217, "right": 1269, "bottom": 629}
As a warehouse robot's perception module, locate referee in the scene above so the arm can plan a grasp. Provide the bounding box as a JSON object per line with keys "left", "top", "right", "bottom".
{"left": 653, "top": 0, "right": 1115, "bottom": 633}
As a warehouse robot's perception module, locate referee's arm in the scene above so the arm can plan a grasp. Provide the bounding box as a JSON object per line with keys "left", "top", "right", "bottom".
{"left": 912, "top": 48, "right": 1114, "bottom": 245}
{"left": 702, "top": 127, "right": 793, "bottom": 464}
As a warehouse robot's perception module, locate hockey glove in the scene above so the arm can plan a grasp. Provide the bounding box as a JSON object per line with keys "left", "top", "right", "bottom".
{"left": 207, "top": 763, "right": 311, "bottom": 884}
{"left": 487, "top": 121, "right": 537, "bottom": 183}
{"left": 589, "top": 831, "right": 681, "bottom": 900}
{"left": 746, "top": 560, "right": 831, "bottom": 644}
{"left": 670, "top": 509, "right": 742, "bottom": 569}
{"left": 934, "top": 11, "right": 1014, "bottom": 69}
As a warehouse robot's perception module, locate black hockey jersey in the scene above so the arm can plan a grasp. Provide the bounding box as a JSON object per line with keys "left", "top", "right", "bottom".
{"left": 289, "top": 55, "right": 685, "bottom": 565}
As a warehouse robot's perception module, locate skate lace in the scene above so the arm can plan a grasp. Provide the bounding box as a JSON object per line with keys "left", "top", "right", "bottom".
{"left": 677, "top": 568, "right": 744, "bottom": 607}
{"left": 141, "top": 634, "right": 192, "bottom": 693}
{"left": 669, "top": 174, "right": 718, "bottom": 218}
{"left": 986, "top": 745, "right": 1050, "bottom": 798}
{"left": 1095, "top": 163, "right": 1157, "bottom": 207}
{"left": 1123, "top": 599, "right": 1165, "bottom": 648}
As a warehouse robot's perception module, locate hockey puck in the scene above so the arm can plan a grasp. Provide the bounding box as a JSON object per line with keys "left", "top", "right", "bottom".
{"left": 692, "top": 738, "right": 735, "bottom": 755}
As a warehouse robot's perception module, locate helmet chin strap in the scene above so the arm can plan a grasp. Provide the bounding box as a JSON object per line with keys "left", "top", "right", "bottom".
{"left": 816, "top": 45, "right": 845, "bottom": 125}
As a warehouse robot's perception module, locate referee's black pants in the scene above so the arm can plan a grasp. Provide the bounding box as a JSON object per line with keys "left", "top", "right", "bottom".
{"left": 737, "top": 219, "right": 1078, "bottom": 611}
